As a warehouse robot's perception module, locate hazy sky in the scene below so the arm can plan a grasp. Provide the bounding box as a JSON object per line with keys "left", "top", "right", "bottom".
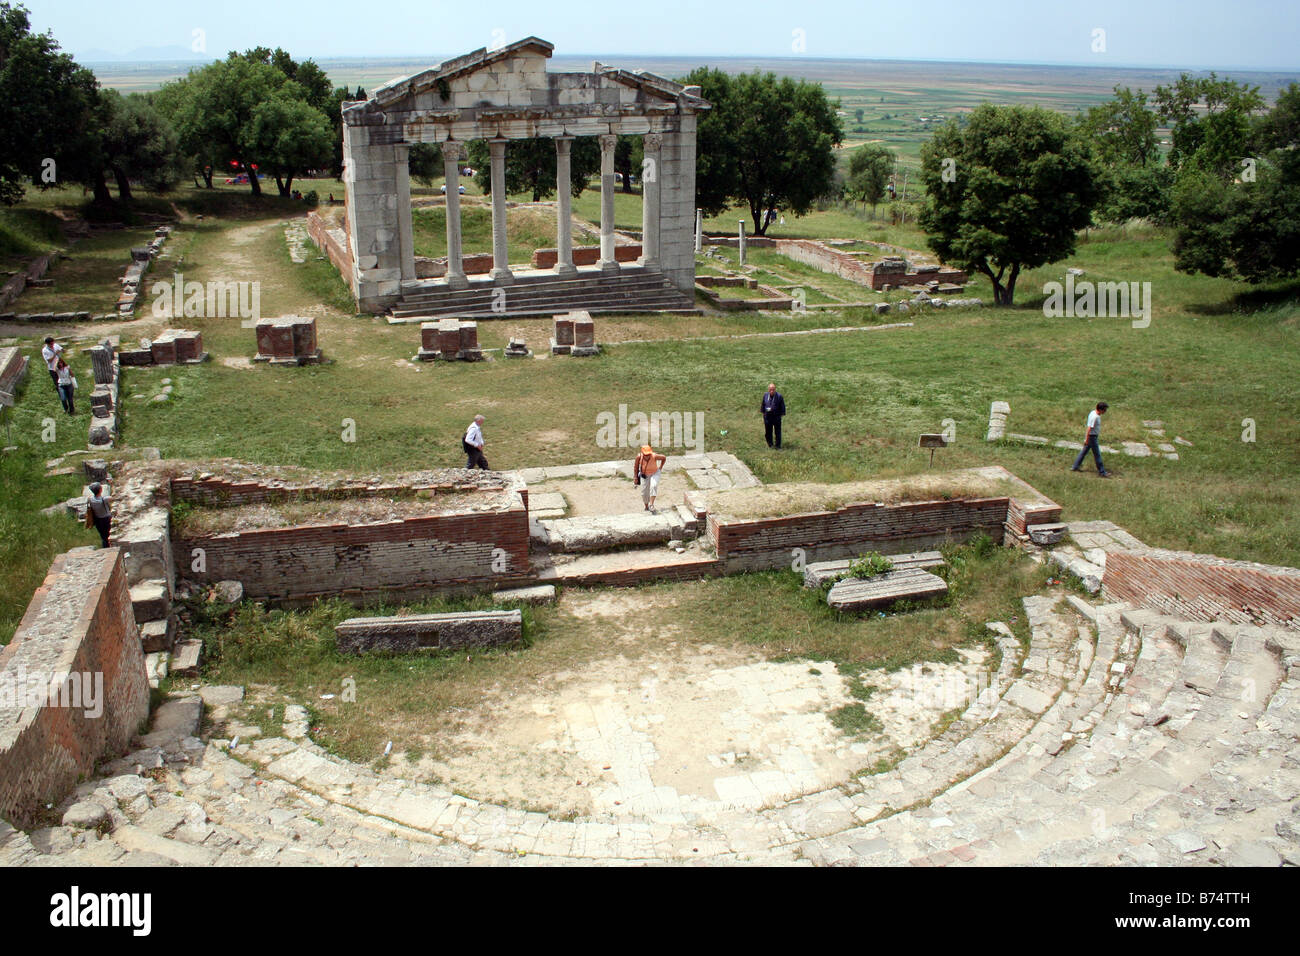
{"left": 23, "top": 0, "right": 1300, "bottom": 70}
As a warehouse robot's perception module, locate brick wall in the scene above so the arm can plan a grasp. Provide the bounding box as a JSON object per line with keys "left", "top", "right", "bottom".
{"left": 710, "top": 497, "right": 1012, "bottom": 572}
{"left": 531, "top": 244, "right": 642, "bottom": 269}
{"left": 306, "top": 212, "right": 356, "bottom": 294}
{"left": 0, "top": 549, "right": 149, "bottom": 828}
{"left": 774, "top": 239, "right": 967, "bottom": 291}
{"left": 1103, "top": 549, "right": 1300, "bottom": 631}
{"left": 177, "top": 508, "right": 531, "bottom": 606}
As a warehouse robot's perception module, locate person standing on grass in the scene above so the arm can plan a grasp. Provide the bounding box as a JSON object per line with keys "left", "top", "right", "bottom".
{"left": 86, "top": 482, "right": 112, "bottom": 548}
{"left": 761, "top": 382, "right": 786, "bottom": 449}
{"left": 1071, "top": 401, "right": 1110, "bottom": 477}
{"left": 55, "top": 358, "right": 77, "bottom": 415}
{"left": 41, "top": 337, "right": 63, "bottom": 393}
{"left": 634, "top": 444, "right": 667, "bottom": 513}
{"left": 464, "top": 414, "right": 489, "bottom": 469}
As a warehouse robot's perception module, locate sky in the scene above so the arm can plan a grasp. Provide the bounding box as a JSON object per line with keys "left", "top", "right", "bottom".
{"left": 21, "top": 0, "right": 1300, "bottom": 71}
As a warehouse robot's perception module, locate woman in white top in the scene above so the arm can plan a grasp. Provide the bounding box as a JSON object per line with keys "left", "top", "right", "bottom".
{"left": 55, "top": 358, "right": 77, "bottom": 415}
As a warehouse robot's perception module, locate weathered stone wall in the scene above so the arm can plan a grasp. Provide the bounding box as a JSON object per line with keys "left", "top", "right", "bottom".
{"left": 1103, "top": 549, "right": 1300, "bottom": 631}
{"left": 709, "top": 497, "right": 1013, "bottom": 572}
{"left": 305, "top": 212, "right": 356, "bottom": 293}
{"left": 0, "top": 549, "right": 149, "bottom": 828}
{"left": 0, "top": 346, "right": 29, "bottom": 398}
{"left": 177, "top": 510, "right": 530, "bottom": 606}
{"left": 166, "top": 467, "right": 533, "bottom": 606}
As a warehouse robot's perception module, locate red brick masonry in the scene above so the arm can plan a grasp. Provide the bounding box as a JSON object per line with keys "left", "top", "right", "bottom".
{"left": 1104, "top": 548, "right": 1300, "bottom": 631}
{"left": 0, "top": 549, "right": 149, "bottom": 828}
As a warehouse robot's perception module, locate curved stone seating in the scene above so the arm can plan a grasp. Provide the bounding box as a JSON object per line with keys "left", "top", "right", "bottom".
{"left": 5, "top": 597, "right": 1295, "bottom": 867}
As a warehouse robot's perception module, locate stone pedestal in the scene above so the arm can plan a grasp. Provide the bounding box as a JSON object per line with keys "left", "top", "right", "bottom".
{"left": 418, "top": 319, "right": 481, "bottom": 361}
{"left": 254, "top": 317, "right": 323, "bottom": 366}
{"left": 551, "top": 315, "right": 575, "bottom": 355}
{"left": 504, "top": 338, "right": 530, "bottom": 358}
{"left": 571, "top": 312, "right": 598, "bottom": 356}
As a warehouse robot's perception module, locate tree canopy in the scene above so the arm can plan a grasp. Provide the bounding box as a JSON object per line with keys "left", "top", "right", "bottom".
{"left": 919, "top": 104, "right": 1102, "bottom": 305}
{"left": 684, "top": 68, "right": 843, "bottom": 235}
{"left": 846, "top": 144, "right": 894, "bottom": 214}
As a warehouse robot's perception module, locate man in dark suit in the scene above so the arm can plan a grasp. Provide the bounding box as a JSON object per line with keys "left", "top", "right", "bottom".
{"left": 761, "top": 382, "right": 786, "bottom": 449}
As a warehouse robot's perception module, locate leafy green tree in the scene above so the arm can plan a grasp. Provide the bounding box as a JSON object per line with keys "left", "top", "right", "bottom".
{"left": 466, "top": 137, "right": 599, "bottom": 202}
{"left": 846, "top": 144, "right": 893, "bottom": 215}
{"left": 1078, "top": 86, "right": 1159, "bottom": 167}
{"left": 408, "top": 143, "right": 443, "bottom": 187}
{"left": 1169, "top": 84, "right": 1300, "bottom": 282}
{"left": 97, "top": 90, "right": 184, "bottom": 199}
{"left": 0, "top": 2, "right": 101, "bottom": 204}
{"left": 919, "top": 104, "right": 1102, "bottom": 305}
{"left": 1155, "top": 72, "right": 1265, "bottom": 175}
{"left": 248, "top": 87, "right": 333, "bottom": 196}
{"left": 683, "top": 67, "right": 843, "bottom": 235}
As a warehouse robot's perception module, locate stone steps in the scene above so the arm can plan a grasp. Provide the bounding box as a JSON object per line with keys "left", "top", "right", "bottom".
{"left": 390, "top": 270, "right": 692, "bottom": 319}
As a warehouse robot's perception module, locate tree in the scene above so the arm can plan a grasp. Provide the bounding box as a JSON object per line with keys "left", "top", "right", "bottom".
{"left": 466, "top": 137, "right": 599, "bottom": 202}
{"left": 0, "top": 2, "right": 101, "bottom": 204}
{"left": 919, "top": 104, "right": 1102, "bottom": 305}
{"left": 97, "top": 90, "right": 184, "bottom": 200}
{"left": 1078, "top": 86, "right": 1159, "bottom": 167}
{"left": 247, "top": 87, "right": 333, "bottom": 196}
{"left": 855, "top": 108, "right": 865, "bottom": 124}
{"left": 408, "top": 143, "right": 443, "bottom": 187}
{"left": 154, "top": 48, "right": 337, "bottom": 196}
{"left": 1155, "top": 72, "right": 1265, "bottom": 175}
{"left": 1168, "top": 84, "right": 1300, "bottom": 282}
{"left": 846, "top": 144, "right": 893, "bottom": 215}
{"left": 684, "top": 67, "right": 843, "bottom": 235}
{"left": 1078, "top": 86, "right": 1171, "bottom": 223}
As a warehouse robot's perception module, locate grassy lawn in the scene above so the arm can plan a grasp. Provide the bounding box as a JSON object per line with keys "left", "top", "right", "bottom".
{"left": 2, "top": 186, "right": 1297, "bottom": 646}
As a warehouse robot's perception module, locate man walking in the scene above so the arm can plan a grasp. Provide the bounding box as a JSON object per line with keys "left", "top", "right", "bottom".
{"left": 1071, "top": 401, "right": 1110, "bottom": 477}
{"left": 41, "top": 337, "right": 64, "bottom": 394}
{"left": 464, "top": 414, "right": 489, "bottom": 470}
{"left": 86, "top": 482, "right": 112, "bottom": 548}
{"left": 761, "top": 382, "right": 786, "bottom": 449}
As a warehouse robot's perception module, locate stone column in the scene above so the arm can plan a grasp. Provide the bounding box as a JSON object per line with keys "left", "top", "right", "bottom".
{"left": 640, "top": 133, "right": 662, "bottom": 269}
{"left": 695, "top": 208, "right": 703, "bottom": 253}
{"left": 488, "top": 138, "right": 513, "bottom": 284}
{"left": 553, "top": 137, "right": 577, "bottom": 276}
{"left": 598, "top": 133, "right": 619, "bottom": 274}
{"left": 394, "top": 144, "right": 415, "bottom": 282}
{"left": 738, "top": 219, "right": 746, "bottom": 266}
{"left": 89, "top": 346, "right": 114, "bottom": 385}
{"left": 442, "top": 141, "right": 468, "bottom": 290}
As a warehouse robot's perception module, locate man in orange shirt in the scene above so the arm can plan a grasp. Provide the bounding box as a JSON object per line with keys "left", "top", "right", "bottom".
{"left": 634, "top": 444, "right": 667, "bottom": 512}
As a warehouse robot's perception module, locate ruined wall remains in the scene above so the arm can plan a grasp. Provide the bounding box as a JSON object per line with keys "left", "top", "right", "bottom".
{"left": 0, "top": 549, "right": 149, "bottom": 828}
{"left": 710, "top": 497, "right": 1013, "bottom": 573}
{"left": 1103, "top": 549, "right": 1300, "bottom": 631}
{"left": 167, "top": 466, "right": 531, "bottom": 606}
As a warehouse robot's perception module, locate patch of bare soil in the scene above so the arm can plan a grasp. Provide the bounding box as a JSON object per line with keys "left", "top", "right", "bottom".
{"left": 389, "top": 589, "right": 995, "bottom": 818}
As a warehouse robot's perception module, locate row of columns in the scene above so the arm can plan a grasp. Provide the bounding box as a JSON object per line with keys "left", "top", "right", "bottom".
{"left": 434, "top": 132, "right": 663, "bottom": 286}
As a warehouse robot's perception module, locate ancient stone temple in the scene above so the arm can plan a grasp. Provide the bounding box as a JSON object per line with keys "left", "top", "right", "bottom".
{"left": 340, "top": 37, "right": 708, "bottom": 316}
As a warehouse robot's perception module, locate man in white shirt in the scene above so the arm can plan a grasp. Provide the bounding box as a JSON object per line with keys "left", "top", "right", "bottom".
{"left": 41, "top": 337, "right": 63, "bottom": 393}
{"left": 1071, "top": 401, "right": 1110, "bottom": 477}
{"left": 463, "top": 414, "right": 489, "bottom": 469}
